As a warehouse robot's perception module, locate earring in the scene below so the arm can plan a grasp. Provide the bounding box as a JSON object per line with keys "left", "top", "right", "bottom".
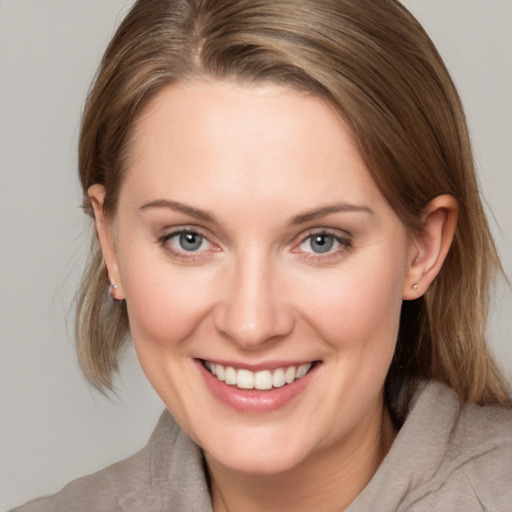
{"left": 412, "top": 283, "right": 419, "bottom": 291}
{"left": 109, "top": 280, "right": 119, "bottom": 299}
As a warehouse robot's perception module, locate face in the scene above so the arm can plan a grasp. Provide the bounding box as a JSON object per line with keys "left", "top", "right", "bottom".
{"left": 96, "top": 81, "right": 418, "bottom": 475}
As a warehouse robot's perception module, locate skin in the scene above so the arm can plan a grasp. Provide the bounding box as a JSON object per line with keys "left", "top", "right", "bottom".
{"left": 90, "top": 81, "right": 457, "bottom": 511}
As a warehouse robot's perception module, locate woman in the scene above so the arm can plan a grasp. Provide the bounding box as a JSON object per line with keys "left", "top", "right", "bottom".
{"left": 14, "top": 0, "right": 511, "bottom": 511}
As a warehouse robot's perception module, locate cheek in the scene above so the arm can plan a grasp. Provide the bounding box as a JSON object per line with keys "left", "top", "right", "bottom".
{"left": 119, "top": 249, "right": 215, "bottom": 350}
{"left": 295, "top": 249, "right": 406, "bottom": 353}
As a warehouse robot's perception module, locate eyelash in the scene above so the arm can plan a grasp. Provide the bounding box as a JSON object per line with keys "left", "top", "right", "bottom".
{"left": 157, "top": 227, "right": 352, "bottom": 263}
{"left": 293, "top": 230, "right": 353, "bottom": 263}
{"left": 158, "top": 228, "right": 218, "bottom": 262}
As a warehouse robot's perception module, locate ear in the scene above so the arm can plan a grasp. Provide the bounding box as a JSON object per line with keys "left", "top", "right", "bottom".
{"left": 402, "top": 194, "right": 458, "bottom": 300}
{"left": 88, "top": 184, "right": 125, "bottom": 300}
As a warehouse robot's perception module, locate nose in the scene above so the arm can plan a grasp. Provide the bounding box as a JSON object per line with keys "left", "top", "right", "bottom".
{"left": 213, "top": 251, "right": 295, "bottom": 350}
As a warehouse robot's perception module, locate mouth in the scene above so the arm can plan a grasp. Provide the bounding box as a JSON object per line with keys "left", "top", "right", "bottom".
{"left": 201, "top": 360, "right": 316, "bottom": 391}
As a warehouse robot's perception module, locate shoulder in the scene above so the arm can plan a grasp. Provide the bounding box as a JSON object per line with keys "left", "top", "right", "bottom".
{"left": 435, "top": 400, "right": 512, "bottom": 510}
{"left": 10, "top": 411, "right": 187, "bottom": 512}
{"left": 10, "top": 443, "right": 152, "bottom": 512}
{"left": 404, "top": 383, "right": 512, "bottom": 511}
{"left": 347, "top": 380, "right": 512, "bottom": 512}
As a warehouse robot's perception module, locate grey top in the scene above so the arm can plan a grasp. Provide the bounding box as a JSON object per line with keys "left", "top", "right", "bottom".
{"left": 13, "top": 381, "right": 512, "bottom": 512}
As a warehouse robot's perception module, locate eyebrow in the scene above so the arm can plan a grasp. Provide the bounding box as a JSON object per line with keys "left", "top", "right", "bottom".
{"left": 289, "top": 203, "right": 374, "bottom": 225}
{"left": 139, "top": 199, "right": 214, "bottom": 222}
{"left": 140, "top": 199, "right": 373, "bottom": 225}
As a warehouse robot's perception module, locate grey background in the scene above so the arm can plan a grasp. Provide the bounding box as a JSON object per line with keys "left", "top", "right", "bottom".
{"left": 0, "top": 1, "right": 510, "bottom": 509}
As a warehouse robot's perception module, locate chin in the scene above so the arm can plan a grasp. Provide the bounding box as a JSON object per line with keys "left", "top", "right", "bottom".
{"left": 209, "top": 449, "right": 309, "bottom": 476}
{"left": 200, "top": 422, "right": 315, "bottom": 475}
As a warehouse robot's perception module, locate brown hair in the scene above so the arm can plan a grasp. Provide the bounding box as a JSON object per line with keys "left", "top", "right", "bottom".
{"left": 76, "top": 0, "right": 510, "bottom": 410}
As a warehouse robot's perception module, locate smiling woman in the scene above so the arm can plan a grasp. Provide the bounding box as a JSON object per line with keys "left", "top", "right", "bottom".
{"left": 90, "top": 82, "right": 416, "bottom": 483}
{"left": 11, "top": 1, "right": 512, "bottom": 511}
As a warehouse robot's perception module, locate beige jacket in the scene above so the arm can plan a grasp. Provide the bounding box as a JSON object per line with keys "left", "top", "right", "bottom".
{"left": 12, "top": 381, "right": 512, "bottom": 511}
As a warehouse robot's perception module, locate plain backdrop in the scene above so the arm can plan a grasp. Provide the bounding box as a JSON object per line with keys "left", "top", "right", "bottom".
{"left": 0, "top": 1, "right": 511, "bottom": 509}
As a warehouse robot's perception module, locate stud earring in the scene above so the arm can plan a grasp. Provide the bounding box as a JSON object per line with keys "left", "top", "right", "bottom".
{"left": 109, "top": 280, "right": 119, "bottom": 299}
{"left": 412, "top": 283, "right": 419, "bottom": 291}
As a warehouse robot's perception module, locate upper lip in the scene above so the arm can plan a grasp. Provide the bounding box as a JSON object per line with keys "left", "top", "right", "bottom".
{"left": 198, "top": 358, "right": 319, "bottom": 372}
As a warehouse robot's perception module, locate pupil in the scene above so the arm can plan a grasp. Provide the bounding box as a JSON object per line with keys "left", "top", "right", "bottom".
{"left": 311, "top": 234, "right": 333, "bottom": 253}
{"left": 179, "top": 232, "right": 202, "bottom": 251}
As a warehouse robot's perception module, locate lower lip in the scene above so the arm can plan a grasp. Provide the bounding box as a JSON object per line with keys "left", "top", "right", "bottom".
{"left": 195, "top": 360, "right": 319, "bottom": 413}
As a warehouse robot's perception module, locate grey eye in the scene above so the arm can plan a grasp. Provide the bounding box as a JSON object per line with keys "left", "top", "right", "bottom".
{"left": 179, "top": 232, "right": 204, "bottom": 251}
{"left": 308, "top": 234, "right": 335, "bottom": 253}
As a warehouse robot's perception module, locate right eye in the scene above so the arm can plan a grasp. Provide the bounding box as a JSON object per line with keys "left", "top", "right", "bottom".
{"left": 173, "top": 231, "right": 208, "bottom": 252}
{"left": 159, "top": 228, "right": 218, "bottom": 261}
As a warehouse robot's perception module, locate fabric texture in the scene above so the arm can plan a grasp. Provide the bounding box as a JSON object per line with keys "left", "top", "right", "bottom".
{"left": 12, "top": 381, "right": 512, "bottom": 512}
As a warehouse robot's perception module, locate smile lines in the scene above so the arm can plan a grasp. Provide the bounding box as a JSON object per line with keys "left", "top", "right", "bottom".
{"left": 203, "top": 361, "right": 313, "bottom": 390}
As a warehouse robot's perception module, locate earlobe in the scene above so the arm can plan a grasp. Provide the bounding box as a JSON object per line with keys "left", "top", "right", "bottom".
{"left": 88, "top": 184, "right": 125, "bottom": 300}
{"left": 403, "top": 195, "right": 458, "bottom": 300}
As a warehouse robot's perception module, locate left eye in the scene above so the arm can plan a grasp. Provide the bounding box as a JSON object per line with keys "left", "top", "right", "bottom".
{"left": 300, "top": 233, "right": 340, "bottom": 254}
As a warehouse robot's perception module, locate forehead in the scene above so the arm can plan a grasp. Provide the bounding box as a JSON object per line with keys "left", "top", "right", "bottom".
{"left": 122, "top": 80, "right": 386, "bottom": 218}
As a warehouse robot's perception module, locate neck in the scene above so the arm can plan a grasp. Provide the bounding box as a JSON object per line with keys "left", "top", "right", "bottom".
{"left": 207, "top": 400, "right": 397, "bottom": 512}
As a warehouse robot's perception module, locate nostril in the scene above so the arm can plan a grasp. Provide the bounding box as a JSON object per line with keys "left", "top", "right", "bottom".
{"left": 212, "top": 272, "right": 295, "bottom": 348}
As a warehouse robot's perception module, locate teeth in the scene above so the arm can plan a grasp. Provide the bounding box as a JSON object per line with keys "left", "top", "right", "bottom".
{"left": 225, "top": 366, "right": 237, "bottom": 385}
{"left": 204, "top": 361, "right": 312, "bottom": 390}
{"left": 296, "top": 363, "right": 309, "bottom": 379}
{"left": 254, "top": 370, "right": 272, "bottom": 390}
{"left": 237, "top": 369, "right": 254, "bottom": 389}
{"left": 285, "top": 366, "right": 296, "bottom": 384}
{"left": 215, "top": 364, "right": 225, "bottom": 382}
{"left": 272, "top": 368, "right": 285, "bottom": 388}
